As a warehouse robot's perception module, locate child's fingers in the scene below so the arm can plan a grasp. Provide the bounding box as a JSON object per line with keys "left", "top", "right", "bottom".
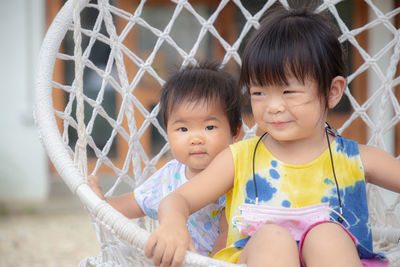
{"left": 87, "top": 175, "right": 99, "bottom": 188}
{"left": 144, "top": 233, "right": 157, "bottom": 259}
{"left": 87, "top": 175, "right": 105, "bottom": 199}
{"left": 161, "top": 243, "right": 177, "bottom": 267}
{"left": 170, "top": 246, "right": 186, "bottom": 267}
{"left": 88, "top": 175, "right": 98, "bottom": 182}
{"left": 153, "top": 239, "right": 167, "bottom": 266}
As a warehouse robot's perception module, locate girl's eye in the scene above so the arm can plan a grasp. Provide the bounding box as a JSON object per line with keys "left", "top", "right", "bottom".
{"left": 283, "top": 90, "right": 294, "bottom": 94}
{"left": 178, "top": 127, "right": 188, "bottom": 132}
{"left": 205, "top": 125, "right": 215, "bottom": 130}
{"left": 251, "top": 91, "right": 264, "bottom": 96}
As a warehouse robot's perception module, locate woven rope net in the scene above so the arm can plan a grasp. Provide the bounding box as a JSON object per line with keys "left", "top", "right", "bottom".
{"left": 34, "top": 0, "right": 400, "bottom": 266}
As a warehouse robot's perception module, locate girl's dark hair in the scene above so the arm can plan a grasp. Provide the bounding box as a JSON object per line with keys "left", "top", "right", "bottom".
{"left": 159, "top": 61, "right": 242, "bottom": 136}
{"left": 240, "top": 6, "right": 347, "bottom": 104}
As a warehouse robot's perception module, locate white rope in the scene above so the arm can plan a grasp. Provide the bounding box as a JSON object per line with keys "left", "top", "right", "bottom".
{"left": 73, "top": 0, "right": 88, "bottom": 182}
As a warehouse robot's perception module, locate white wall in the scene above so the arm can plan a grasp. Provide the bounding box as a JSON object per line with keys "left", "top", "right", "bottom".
{"left": 0, "top": 0, "right": 48, "bottom": 202}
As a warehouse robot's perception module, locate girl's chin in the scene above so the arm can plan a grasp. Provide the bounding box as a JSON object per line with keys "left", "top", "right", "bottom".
{"left": 267, "top": 133, "right": 298, "bottom": 143}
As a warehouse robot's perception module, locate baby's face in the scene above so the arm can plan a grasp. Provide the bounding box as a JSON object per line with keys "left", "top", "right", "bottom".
{"left": 166, "top": 99, "right": 234, "bottom": 179}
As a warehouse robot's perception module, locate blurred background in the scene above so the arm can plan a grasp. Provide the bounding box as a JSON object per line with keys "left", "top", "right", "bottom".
{"left": 0, "top": 1, "right": 99, "bottom": 266}
{"left": 1, "top": 0, "right": 400, "bottom": 266}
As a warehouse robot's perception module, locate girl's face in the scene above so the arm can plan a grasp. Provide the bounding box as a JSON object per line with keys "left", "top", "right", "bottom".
{"left": 166, "top": 99, "right": 234, "bottom": 179}
{"left": 250, "top": 76, "right": 327, "bottom": 144}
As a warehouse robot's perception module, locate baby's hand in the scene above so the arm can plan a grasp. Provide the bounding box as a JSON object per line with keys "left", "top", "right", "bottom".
{"left": 88, "top": 175, "right": 105, "bottom": 200}
{"left": 145, "top": 217, "right": 196, "bottom": 267}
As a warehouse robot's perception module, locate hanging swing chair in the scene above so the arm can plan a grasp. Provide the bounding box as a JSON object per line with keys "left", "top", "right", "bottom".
{"left": 34, "top": 0, "right": 400, "bottom": 266}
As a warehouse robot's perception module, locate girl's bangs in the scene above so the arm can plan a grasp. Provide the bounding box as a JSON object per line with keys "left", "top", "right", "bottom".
{"left": 243, "top": 35, "right": 314, "bottom": 89}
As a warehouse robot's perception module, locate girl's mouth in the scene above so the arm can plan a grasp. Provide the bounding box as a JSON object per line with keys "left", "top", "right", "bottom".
{"left": 270, "top": 121, "right": 289, "bottom": 128}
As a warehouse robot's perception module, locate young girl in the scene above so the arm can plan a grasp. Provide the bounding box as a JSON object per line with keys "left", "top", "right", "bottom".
{"left": 145, "top": 6, "right": 400, "bottom": 267}
{"left": 89, "top": 62, "right": 241, "bottom": 257}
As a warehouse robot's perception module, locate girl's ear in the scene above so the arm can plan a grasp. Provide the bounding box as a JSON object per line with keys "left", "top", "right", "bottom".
{"left": 328, "top": 76, "right": 346, "bottom": 109}
{"left": 233, "top": 122, "right": 242, "bottom": 142}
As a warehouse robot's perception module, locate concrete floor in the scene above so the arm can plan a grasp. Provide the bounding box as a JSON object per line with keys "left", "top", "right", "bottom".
{"left": 0, "top": 177, "right": 100, "bottom": 267}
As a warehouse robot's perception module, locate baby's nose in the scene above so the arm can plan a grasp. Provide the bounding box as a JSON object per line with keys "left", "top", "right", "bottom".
{"left": 190, "top": 135, "right": 204, "bottom": 145}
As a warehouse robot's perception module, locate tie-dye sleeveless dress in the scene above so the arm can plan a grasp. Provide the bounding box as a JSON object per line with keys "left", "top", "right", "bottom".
{"left": 213, "top": 135, "right": 388, "bottom": 266}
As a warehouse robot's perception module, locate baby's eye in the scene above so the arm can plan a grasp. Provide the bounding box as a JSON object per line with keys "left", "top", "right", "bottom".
{"left": 205, "top": 125, "right": 216, "bottom": 130}
{"left": 178, "top": 127, "right": 188, "bottom": 132}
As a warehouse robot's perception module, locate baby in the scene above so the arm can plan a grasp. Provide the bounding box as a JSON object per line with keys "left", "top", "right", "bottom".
{"left": 89, "top": 61, "right": 242, "bottom": 256}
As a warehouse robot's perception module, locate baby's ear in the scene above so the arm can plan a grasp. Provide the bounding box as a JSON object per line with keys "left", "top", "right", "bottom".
{"left": 328, "top": 76, "right": 346, "bottom": 109}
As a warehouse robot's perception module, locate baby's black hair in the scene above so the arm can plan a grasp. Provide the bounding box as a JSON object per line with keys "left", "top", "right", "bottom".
{"left": 159, "top": 61, "right": 242, "bottom": 136}
{"left": 240, "top": 5, "right": 347, "bottom": 105}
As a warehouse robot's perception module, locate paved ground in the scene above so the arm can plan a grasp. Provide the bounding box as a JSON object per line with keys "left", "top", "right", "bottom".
{"left": 0, "top": 178, "right": 100, "bottom": 267}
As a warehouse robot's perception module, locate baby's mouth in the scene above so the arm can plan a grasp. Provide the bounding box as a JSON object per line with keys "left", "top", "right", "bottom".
{"left": 190, "top": 151, "right": 207, "bottom": 156}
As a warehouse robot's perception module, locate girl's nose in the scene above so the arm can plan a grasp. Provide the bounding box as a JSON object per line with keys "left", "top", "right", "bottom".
{"left": 266, "top": 96, "right": 285, "bottom": 114}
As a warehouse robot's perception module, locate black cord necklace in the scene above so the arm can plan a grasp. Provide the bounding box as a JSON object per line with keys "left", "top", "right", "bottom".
{"left": 251, "top": 123, "right": 344, "bottom": 223}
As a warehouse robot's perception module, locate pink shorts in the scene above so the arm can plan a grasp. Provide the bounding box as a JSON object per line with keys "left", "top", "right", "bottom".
{"left": 298, "top": 221, "right": 389, "bottom": 267}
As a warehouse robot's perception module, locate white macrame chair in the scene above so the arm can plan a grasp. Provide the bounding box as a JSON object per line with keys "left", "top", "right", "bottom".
{"left": 34, "top": 0, "right": 400, "bottom": 266}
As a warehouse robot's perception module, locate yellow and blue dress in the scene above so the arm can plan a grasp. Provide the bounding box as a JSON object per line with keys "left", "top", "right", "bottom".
{"left": 214, "top": 135, "right": 387, "bottom": 265}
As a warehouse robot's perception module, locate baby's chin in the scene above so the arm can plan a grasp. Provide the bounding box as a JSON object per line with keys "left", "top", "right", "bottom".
{"left": 185, "top": 163, "right": 209, "bottom": 176}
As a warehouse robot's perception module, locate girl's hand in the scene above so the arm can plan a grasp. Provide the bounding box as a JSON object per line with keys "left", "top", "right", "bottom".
{"left": 145, "top": 216, "right": 196, "bottom": 267}
{"left": 88, "top": 175, "right": 105, "bottom": 200}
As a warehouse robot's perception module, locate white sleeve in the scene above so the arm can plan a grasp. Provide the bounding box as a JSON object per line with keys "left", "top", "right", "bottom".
{"left": 134, "top": 160, "right": 182, "bottom": 219}
{"left": 134, "top": 172, "right": 164, "bottom": 219}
